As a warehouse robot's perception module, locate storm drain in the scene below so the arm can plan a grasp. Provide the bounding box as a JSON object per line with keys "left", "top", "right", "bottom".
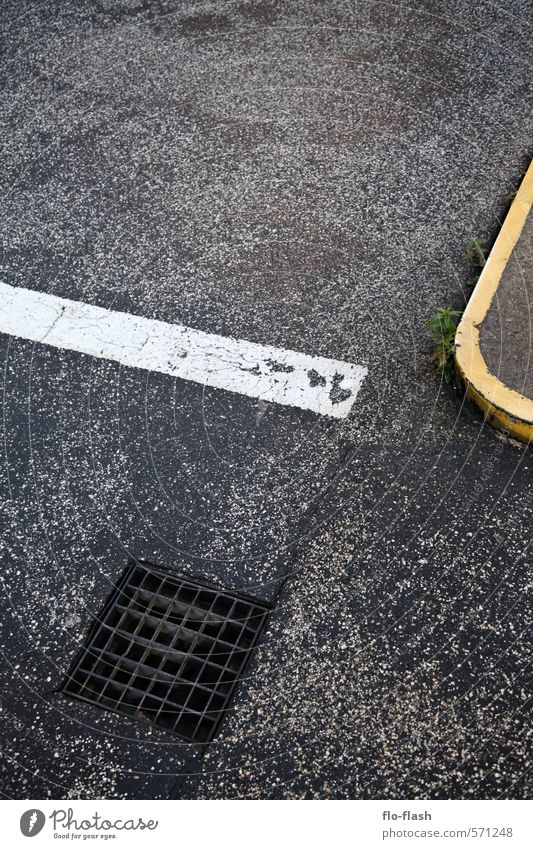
{"left": 62, "top": 561, "right": 270, "bottom": 743}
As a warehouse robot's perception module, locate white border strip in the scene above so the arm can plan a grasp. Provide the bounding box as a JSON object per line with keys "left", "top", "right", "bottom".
{"left": 0, "top": 282, "right": 367, "bottom": 418}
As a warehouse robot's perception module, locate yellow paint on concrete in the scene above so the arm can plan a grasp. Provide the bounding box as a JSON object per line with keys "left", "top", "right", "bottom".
{"left": 455, "top": 159, "right": 533, "bottom": 443}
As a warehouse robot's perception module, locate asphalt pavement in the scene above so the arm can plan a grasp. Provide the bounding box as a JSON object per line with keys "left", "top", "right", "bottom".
{"left": 0, "top": 0, "right": 532, "bottom": 799}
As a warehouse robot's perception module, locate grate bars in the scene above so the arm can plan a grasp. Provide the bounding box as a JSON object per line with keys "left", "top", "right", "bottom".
{"left": 62, "top": 562, "right": 270, "bottom": 743}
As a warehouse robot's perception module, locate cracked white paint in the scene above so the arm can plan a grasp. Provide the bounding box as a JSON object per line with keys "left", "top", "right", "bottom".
{"left": 0, "top": 282, "right": 367, "bottom": 417}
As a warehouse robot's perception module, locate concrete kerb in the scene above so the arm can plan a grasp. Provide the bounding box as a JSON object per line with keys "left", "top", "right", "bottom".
{"left": 455, "top": 158, "right": 533, "bottom": 443}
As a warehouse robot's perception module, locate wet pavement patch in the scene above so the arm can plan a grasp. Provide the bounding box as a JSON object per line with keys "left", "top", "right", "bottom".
{"left": 62, "top": 561, "right": 270, "bottom": 744}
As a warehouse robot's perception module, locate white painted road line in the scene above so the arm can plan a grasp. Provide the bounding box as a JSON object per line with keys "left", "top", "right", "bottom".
{"left": 0, "top": 282, "right": 367, "bottom": 417}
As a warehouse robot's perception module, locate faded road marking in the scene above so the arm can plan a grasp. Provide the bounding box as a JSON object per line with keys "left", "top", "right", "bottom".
{"left": 0, "top": 282, "right": 367, "bottom": 417}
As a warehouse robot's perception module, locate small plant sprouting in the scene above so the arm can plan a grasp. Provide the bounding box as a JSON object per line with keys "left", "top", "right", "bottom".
{"left": 428, "top": 237, "right": 487, "bottom": 383}
{"left": 467, "top": 236, "right": 487, "bottom": 268}
{"left": 426, "top": 307, "right": 462, "bottom": 383}
{"left": 466, "top": 237, "right": 488, "bottom": 291}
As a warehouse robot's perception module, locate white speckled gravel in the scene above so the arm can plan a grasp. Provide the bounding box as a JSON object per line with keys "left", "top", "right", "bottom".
{"left": 0, "top": 0, "right": 532, "bottom": 801}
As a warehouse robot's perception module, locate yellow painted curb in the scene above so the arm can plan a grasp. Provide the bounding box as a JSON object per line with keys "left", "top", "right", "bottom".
{"left": 455, "top": 159, "right": 533, "bottom": 443}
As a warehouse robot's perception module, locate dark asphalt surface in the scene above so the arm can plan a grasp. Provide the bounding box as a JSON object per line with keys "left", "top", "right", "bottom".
{"left": 0, "top": 0, "right": 532, "bottom": 799}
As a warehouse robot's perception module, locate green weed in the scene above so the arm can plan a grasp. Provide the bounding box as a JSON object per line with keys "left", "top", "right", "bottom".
{"left": 426, "top": 307, "right": 462, "bottom": 383}
{"left": 467, "top": 237, "right": 487, "bottom": 269}
{"left": 428, "top": 237, "right": 488, "bottom": 383}
{"left": 466, "top": 237, "right": 488, "bottom": 290}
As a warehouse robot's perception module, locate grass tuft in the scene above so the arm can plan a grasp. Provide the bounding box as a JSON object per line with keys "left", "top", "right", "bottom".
{"left": 427, "top": 237, "right": 489, "bottom": 383}
{"left": 426, "top": 307, "right": 462, "bottom": 383}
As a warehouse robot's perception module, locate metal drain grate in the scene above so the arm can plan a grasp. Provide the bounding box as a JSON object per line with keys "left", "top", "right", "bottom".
{"left": 62, "top": 561, "right": 270, "bottom": 743}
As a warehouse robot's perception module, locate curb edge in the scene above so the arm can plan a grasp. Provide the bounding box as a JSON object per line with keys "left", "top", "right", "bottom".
{"left": 455, "top": 158, "right": 533, "bottom": 443}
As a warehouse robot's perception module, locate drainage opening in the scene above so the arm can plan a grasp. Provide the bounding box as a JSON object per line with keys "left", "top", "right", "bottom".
{"left": 62, "top": 561, "right": 270, "bottom": 744}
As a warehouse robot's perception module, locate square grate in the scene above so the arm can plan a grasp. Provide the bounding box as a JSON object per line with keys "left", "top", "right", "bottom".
{"left": 62, "top": 561, "right": 270, "bottom": 744}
